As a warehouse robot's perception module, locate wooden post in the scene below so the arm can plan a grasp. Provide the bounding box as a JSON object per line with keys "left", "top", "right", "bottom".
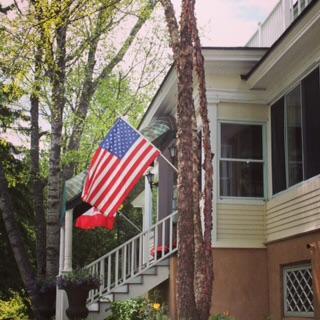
{"left": 169, "top": 256, "right": 178, "bottom": 320}
{"left": 307, "top": 241, "right": 320, "bottom": 319}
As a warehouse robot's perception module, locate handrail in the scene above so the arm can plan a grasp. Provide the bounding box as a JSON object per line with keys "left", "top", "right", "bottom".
{"left": 85, "top": 211, "right": 178, "bottom": 304}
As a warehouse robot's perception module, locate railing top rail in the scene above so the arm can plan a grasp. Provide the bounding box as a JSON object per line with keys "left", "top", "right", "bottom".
{"left": 85, "top": 210, "right": 178, "bottom": 269}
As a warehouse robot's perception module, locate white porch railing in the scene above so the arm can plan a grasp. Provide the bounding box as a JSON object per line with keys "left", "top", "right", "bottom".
{"left": 246, "top": 0, "right": 312, "bottom": 47}
{"left": 85, "top": 211, "right": 178, "bottom": 304}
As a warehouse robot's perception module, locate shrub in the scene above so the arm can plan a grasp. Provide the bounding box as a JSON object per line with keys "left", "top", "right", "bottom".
{"left": 106, "top": 298, "right": 168, "bottom": 320}
{"left": 0, "top": 291, "right": 30, "bottom": 320}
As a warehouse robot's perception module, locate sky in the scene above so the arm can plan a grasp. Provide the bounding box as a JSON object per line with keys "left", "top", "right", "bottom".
{"left": 1, "top": 0, "right": 279, "bottom": 46}
{"left": 172, "top": 0, "right": 279, "bottom": 46}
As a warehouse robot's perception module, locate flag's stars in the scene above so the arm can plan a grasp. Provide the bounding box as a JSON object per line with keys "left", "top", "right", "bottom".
{"left": 101, "top": 119, "right": 140, "bottom": 159}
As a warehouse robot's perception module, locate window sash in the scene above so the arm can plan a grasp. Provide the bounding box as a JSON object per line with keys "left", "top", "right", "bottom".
{"left": 219, "top": 122, "right": 265, "bottom": 199}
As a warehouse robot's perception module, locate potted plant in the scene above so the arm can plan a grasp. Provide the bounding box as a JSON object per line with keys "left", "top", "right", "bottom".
{"left": 57, "top": 269, "right": 100, "bottom": 320}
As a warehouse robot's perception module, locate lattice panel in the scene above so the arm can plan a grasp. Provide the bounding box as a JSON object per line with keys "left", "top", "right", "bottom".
{"left": 284, "top": 265, "right": 314, "bottom": 316}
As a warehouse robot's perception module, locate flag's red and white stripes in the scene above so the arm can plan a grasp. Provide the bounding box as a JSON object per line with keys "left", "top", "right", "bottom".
{"left": 82, "top": 136, "right": 159, "bottom": 218}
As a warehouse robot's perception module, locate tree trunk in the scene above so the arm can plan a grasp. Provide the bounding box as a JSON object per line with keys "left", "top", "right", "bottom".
{"left": 192, "top": 112, "right": 210, "bottom": 320}
{"left": 190, "top": 1, "right": 214, "bottom": 318}
{"left": 46, "top": 17, "right": 67, "bottom": 279}
{"left": 30, "top": 45, "right": 46, "bottom": 280}
{"left": 175, "top": 0, "right": 198, "bottom": 318}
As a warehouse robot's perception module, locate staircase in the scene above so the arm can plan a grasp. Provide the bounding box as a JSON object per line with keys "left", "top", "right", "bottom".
{"left": 85, "top": 211, "right": 178, "bottom": 320}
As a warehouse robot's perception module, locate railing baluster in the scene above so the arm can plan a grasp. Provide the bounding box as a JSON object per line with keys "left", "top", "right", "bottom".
{"left": 139, "top": 234, "right": 143, "bottom": 272}
{"left": 107, "top": 255, "right": 111, "bottom": 292}
{"left": 123, "top": 245, "right": 127, "bottom": 283}
{"left": 131, "top": 240, "right": 135, "bottom": 277}
{"left": 162, "top": 220, "right": 165, "bottom": 257}
{"left": 154, "top": 224, "right": 158, "bottom": 262}
{"left": 169, "top": 214, "right": 173, "bottom": 252}
{"left": 99, "top": 259, "right": 105, "bottom": 296}
{"left": 115, "top": 250, "right": 119, "bottom": 286}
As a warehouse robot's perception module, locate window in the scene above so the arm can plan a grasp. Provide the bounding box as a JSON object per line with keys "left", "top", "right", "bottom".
{"left": 271, "top": 67, "right": 320, "bottom": 194}
{"left": 220, "top": 123, "right": 264, "bottom": 198}
{"left": 283, "top": 264, "right": 314, "bottom": 317}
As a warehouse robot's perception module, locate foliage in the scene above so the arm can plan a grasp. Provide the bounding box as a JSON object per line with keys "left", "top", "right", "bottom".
{"left": 56, "top": 268, "right": 100, "bottom": 289}
{"left": 0, "top": 140, "right": 35, "bottom": 298}
{"left": 0, "top": 291, "right": 30, "bottom": 320}
{"left": 106, "top": 297, "right": 168, "bottom": 320}
{"left": 210, "top": 312, "right": 235, "bottom": 320}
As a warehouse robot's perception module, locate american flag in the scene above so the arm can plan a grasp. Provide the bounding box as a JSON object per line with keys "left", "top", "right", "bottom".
{"left": 82, "top": 118, "right": 160, "bottom": 218}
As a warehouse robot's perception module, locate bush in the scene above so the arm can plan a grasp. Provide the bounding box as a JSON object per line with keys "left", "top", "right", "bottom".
{"left": 0, "top": 291, "right": 30, "bottom": 320}
{"left": 106, "top": 298, "right": 168, "bottom": 320}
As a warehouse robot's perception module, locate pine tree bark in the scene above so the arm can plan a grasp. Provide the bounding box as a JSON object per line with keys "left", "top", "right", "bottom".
{"left": 160, "top": 0, "right": 199, "bottom": 318}
{"left": 160, "top": 0, "right": 214, "bottom": 318}
{"left": 190, "top": 1, "right": 214, "bottom": 317}
{"left": 176, "top": 0, "right": 198, "bottom": 313}
{"left": 192, "top": 111, "right": 209, "bottom": 320}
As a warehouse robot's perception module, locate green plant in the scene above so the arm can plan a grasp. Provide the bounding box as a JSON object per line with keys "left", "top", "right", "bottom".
{"left": 210, "top": 312, "right": 235, "bottom": 320}
{"left": 0, "top": 291, "right": 30, "bottom": 320}
{"left": 57, "top": 269, "right": 100, "bottom": 289}
{"left": 106, "top": 298, "right": 168, "bottom": 320}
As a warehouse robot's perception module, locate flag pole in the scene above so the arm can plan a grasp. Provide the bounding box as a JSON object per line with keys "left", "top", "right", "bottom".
{"left": 119, "top": 116, "right": 178, "bottom": 172}
{"left": 119, "top": 212, "right": 141, "bottom": 232}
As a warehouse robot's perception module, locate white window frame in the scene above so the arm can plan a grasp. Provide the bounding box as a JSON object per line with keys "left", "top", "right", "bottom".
{"left": 218, "top": 120, "right": 267, "bottom": 202}
{"left": 283, "top": 264, "right": 314, "bottom": 318}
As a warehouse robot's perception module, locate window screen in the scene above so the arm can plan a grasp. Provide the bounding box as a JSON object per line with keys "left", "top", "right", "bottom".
{"left": 302, "top": 68, "right": 320, "bottom": 179}
{"left": 286, "top": 86, "right": 303, "bottom": 187}
{"left": 271, "top": 98, "right": 286, "bottom": 194}
{"left": 220, "top": 123, "right": 263, "bottom": 198}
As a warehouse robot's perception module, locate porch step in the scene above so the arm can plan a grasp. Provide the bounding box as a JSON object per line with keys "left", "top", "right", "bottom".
{"left": 86, "top": 259, "right": 170, "bottom": 320}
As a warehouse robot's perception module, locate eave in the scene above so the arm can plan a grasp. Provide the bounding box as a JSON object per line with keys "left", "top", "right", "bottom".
{"left": 242, "top": 0, "right": 320, "bottom": 91}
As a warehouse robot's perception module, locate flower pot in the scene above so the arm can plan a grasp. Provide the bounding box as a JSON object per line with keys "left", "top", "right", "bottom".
{"left": 64, "top": 284, "right": 94, "bottom": 320}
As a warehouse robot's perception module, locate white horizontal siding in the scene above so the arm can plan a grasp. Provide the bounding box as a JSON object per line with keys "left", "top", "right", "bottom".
{"left": 216, "top": 203, "right": 266, "bottom": 248}
{"left": 266, "top": 175, "right": 320, "bottom": 242}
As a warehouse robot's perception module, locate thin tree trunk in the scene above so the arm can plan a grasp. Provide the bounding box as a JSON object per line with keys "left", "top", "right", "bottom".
{"left": 190, "top": 1, "right": 214, "bottom": 318}
{"left": 192, "top": 111, "right": 210, "bottom": 320}
{"left": 30, "top": 44, "right": 46, "bottom": 280}
{"left": 46, "top": 16, "right": 67, "bottom": 278}
{"left": 175, "top": 0, "right": 198, "bottom": 318}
